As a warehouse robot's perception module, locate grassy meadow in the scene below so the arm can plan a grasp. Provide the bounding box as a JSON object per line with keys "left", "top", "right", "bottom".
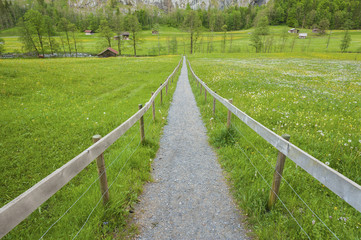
{"left": 188, "top": 53, "right": 361, "bottom": 239}
{"left": 1, "top": 26, "right": 361, "bottom": 56}
{"left": 0, "top": 55, "right": 181, "bottom": 239}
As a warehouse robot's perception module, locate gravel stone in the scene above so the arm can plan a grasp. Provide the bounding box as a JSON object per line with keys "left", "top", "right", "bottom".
{"left": 133, "top": 57, "right": 250, "bottom": 240}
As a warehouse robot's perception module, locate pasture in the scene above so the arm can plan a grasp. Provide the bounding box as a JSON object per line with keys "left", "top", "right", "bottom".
{"left": 1, "top": 26, "right": 361, "bottom": 56}
{"left": 188, "top": 53, "right": 361, "bottom": 239}
{"left": 0, "top": 56, "right": 180, "bottom": 239}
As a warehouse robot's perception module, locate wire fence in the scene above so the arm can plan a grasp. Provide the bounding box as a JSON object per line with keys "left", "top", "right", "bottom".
{"left": 188, "top": 61, "right": 342, "bottom": 239}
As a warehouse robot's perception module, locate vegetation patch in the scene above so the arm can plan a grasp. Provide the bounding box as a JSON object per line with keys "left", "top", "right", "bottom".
{"left": 188, "top": 53, "right": 361, "bottom": 239}
{"left": 0, "top": 55, "right": 180, "bottom": 239}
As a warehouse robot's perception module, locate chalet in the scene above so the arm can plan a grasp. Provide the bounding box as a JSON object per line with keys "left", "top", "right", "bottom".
{"left": 312, "top": 28, "right": 320, "bottom": 33}
{"left": 97, "top": 47, "right": 118, "bottom": 58}
{"left": 121, "top": 32, "right": 130, "bottom": 40}
{"left": 299, "top": 33, "right": 308, "bottom": 39}
{"left": 84, "top": 30, "right": 94, "bottom": 35}
{"left": 152, "top": 30, "right": 159, "bottom": 35}
{"left": 288, "top": 28, "right": 299, "bottom": 33}
{"left": 114, "top": 35, "right": 120, "bottom": 41}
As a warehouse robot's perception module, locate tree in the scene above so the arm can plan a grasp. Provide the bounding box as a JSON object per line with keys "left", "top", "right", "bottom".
{"left": 43, "top": 15, "right": 56, "bottom": 55}
{"left": 58, "top": 18, "right": 72, "bottom": 55}
{"left": 113, "top": 14, "right": 124, "bottom": 55}
{"left": 340, "top": 21, "right": 352, "bottom": 53}
{"left": 221, "top": 24, "right": 227, "bottom": 53}
{"left": 250, "top": 16, "right": 269, "bottom": 53}
{"left": 153, "top": 23, "right": 161, "bottom": 55}
{"left": 182, "top": 9, "right": 202, "bottom": 54}
{"left": 20, "top": 9, "right": 45, "bottom": 56}
{"left": 69, "top": 23, "right": 78, "bottom": 57}
{"left": 0, "top": 38, "right": 5, "bottom": 54}
{"left": 99, "top": 19, "right": 113, "bottom": 48}
{"left": 124, "top": 14, "right": 141, "bottom": 57}
{"left": 318, "top": 18, "right": 329, "bottom": 35}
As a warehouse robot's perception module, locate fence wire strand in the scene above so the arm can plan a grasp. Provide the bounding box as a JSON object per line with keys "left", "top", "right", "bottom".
{"left": 72, "top": 140, "right": 142, "bottom": 239}
{"left": 231, "top": 124, "right": 339, "bottom": 240}
{"left": 38, "top": 129, "right": 139, "bottom": 239}
{"left": 189, "top": 68, "right": 311, "bottom": 239}
{"left": 190, "top": 63, "right": 341, "bottom": 239}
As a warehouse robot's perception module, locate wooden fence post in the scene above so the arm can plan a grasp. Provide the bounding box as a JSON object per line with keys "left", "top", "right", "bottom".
{"left": 151, "top": 92, "right": 155, "bottom": 122}
{"left": 92, "top": 135, "right": 109, "bottom": 205}
{"left": 200, "top": 84, "right": 202, "bottom": 94}
{"left": 205, "top": 88, "right": 207, "bottom": 102}
{"left": 213, "top": 91, "right": 216, "bottom": 116}
{"left": 139, "top": 104, "right": 145, "bottom": 142}
{"left": 160, "top": 83, "right": 163, "bottom": 104}
{"left": 227, "top": 99, "right": 233, "bottom": 128}
{"left": 267, "top": 134, "right": 291, "bottom": 210}
{"left": 166, "top": 82, "right": 168, "bottom": 95}
{"left": 197, "top": 79, "right": 199, "bottom": 87}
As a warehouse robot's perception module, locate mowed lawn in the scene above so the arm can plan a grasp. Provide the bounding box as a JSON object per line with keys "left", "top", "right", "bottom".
{"left": 0, "top": 56, "right": 180, "bottom": 239}
{"left": 188, "top": 53, "right": 361, "bottom": 239}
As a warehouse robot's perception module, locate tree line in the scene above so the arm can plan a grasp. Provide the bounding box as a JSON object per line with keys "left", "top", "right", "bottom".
{"left": 0, "top": 0, "right": 359, "bottom": 55}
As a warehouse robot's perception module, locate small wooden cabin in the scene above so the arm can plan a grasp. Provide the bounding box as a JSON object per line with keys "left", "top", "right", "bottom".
{"left": 122, "top": 32, "right": 130, "bottom": 40}
{"left": 312, "top": 28, "right": 320, "bottom": 33}
{"left": 114, "top": 35, "right": 120, "bottom": 41}
{"left": 152, "top": 30, "right": 159, "bottom": 35}
{"left": 299, "top": 33, "right": 308, "bottom": 39}
{"left": 97, "top": 47, "right": 119, "bottom": 58}
{"left": 84, "top": 30, "right": 95, "bottom": 35}
{"left": 288, "top": 28, "right": 299, "bottom": 33}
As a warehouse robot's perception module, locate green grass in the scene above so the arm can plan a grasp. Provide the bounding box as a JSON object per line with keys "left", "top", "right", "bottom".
{"left": 1, "top": 25, "right": 361, "bottom": 55}
{"left": 188, "top": 53, "right": 361, "bottom": 239}
{"left": 0, "top": 55, "right": 181, "bottom": 239}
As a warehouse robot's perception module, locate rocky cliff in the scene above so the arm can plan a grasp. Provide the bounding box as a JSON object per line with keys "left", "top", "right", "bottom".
{"left": 68, "top": 0, "right": 269, "bottom": 10}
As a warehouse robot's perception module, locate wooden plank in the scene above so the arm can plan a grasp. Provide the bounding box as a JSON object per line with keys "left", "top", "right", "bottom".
{"left": 0, "top": 58, "right": 182, "bottom": 238}
{"left": 187, "top": 59, "right": 361, "bottom": 213}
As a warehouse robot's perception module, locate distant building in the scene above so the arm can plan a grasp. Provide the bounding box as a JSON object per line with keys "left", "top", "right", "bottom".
{"left": 299, "top": 33, "right": 308, "bottom": 39}
{"left": 84, "top": 30, "right": 94, "bottom": 35}
{"left": 152, "top": 30, "right": 159, "bottom": 35}
{"left": 288, "top": 28, "right": 299, "bottom": 33}
{"left": 97, "top": 47, "right": 118, "bottom": 57}
{"left": 312, "top": 28, "right": 320, "bottom": 33}
{"left": 121, "top": 32, "right": 130, "bottom": 40}
{"left": 114, "top": 35, "right": 120, "bottom": 41}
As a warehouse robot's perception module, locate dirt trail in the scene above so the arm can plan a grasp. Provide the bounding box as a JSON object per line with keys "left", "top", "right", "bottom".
{"left": 133, "top": 57, "right": 249, "bottom": 240}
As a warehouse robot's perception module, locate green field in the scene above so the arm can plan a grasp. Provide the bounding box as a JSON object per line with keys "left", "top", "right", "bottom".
{"left": 0, "top": 56, "right": 180, "bottom": 239}
{"left": 188, "top": 53, "right": 361, "bottom": 239}
{"left": 1, "top": 26, "right": 361, "bottom": 56}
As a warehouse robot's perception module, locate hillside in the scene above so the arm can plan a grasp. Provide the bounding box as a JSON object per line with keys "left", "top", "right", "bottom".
{"left": 66, "top": 0, "right": 268, "bottom": 11}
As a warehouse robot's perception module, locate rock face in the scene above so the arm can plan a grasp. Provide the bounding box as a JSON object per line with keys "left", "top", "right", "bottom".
{"left": 68, "top": 0, "right": 268, "bottom": 10}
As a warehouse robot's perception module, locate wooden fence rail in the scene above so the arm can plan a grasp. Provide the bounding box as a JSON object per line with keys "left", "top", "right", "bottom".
{"left": 0, "top": 57, "right": 183, "bottom": 238}
{"left": 187, "top": 58, "right": 361, "bottom": 213}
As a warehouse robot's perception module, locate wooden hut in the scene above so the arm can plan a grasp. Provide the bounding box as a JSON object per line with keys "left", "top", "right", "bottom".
{"left": 84, "top": 30, "right": 95, "bottom": 35}
{"left": 288, "top": 28, "right": 299, "bottom": 33}
{"left": 121, "top": 32, "right": 130, "bottom": 40}
{"left": 152, "top": 30, "right": 159, "bottom": 35}
{"left": 299, "top": 33, "right": 308, "bottom": 39}
{"left": 114, "top": 35, "right": 120, "bottom": 41}
{"left": 97, "top": 47, "right": 119, "bottom": 57}
{"left": 312, "top": 28, "right": 320, "bottom": 33}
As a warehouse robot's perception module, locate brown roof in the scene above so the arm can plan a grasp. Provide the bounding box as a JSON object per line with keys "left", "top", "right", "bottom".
{"left": 97, "top": 47, "right": 119, "bottom": 56}
{"left": 84, "top": 30, "right": 94, "bottom": 33}
{"left": 121, "top": 32, "right": 130, "bottom": 36}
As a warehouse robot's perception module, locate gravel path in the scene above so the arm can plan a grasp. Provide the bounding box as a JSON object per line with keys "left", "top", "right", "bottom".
{"left": 133, "top": 57, "right": 249, "bottom": 240}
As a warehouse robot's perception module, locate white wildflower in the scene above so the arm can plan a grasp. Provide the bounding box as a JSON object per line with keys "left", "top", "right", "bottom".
{"left": 325, "top": 162, "right": 330, "bottom": 166}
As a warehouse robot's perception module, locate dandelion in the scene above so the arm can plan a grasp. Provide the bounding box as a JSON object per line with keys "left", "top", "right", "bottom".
{"left": 325, "top": 162, "right": 330, "bottom": 166}
{"left": 334, "top": 207, "right": 338, "bottom": 210}
{"left": 344, "top": 143, "right": 348, "bottom": 146}
{"left": 86, "top": 117, "right": 89, "bottom": 120}
{"left": 103, "top": 112, "right": 106, "bottom": 114}
{"left": 312, "top": 220, "right": 316, "bottom": 225}
{"left": 348, "top": 139, "right": 352, "bottom": 143}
